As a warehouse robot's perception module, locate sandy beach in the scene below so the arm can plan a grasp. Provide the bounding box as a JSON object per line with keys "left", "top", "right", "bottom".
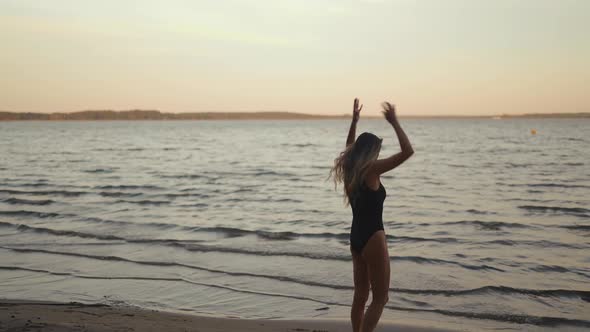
{"left": 0, "top": 300, "right": 459, "bottom": 332}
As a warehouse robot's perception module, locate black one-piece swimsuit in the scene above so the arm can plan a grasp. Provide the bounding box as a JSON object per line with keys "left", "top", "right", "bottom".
{"left": 349, "top": 182, "right": 387, "bottom": 254}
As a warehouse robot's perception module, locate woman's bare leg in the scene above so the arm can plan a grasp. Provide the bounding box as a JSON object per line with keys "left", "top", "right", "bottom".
{"left": 351, "top": 248, "right": 370, "bottom": 332}
{"left": 360, "top": 231, "right": 390, "bottom": 332}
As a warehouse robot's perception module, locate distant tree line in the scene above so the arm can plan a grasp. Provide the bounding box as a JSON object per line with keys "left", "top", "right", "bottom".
{"left": 0, "top": 110, "right": 588, "bottom": 121}
{"left": 0, "top": 110, "right": 348, "bottom": 121}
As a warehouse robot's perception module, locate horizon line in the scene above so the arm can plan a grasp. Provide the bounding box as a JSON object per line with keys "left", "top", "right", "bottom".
{"left": 2, "top": 109, "right": 589, "bottom": 118}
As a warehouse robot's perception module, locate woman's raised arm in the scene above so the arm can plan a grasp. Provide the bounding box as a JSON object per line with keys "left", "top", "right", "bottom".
{"left": 369, "top": 102, "right": 414, "bottom": 175}
{"left": 346, "top": 98, "right": 363, "bottom": 147}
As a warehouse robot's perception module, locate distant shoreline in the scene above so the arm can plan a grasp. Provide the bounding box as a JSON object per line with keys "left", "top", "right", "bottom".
{"left": 0, "top": 110, "right": 589, "bottom": 121}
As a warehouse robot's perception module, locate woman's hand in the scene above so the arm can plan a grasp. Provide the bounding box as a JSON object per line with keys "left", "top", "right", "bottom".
{"left": 347, "top": 98, "right": 362, "bottom": 146}
{"left": 353, "top": 98, "right": 363, "bottom": 122}
{"left": 368, "top": 101, "right": 414, "bottom": 175}
{"left": 381, "top": 102, "right": 397, "bottom": 124}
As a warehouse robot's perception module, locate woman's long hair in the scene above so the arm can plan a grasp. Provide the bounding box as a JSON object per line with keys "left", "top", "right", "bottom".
{"left": 329, "top": 132, "right": 382, "bottom": 205}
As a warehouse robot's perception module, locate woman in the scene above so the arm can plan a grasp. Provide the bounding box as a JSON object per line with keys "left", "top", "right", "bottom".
{"left": 330, "top": 98, "right": 414, "bottom": 332}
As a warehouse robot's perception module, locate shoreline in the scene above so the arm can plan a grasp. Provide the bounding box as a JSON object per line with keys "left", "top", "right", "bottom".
{"left": 0, "top": 299, "right": 459, "bottom": 332}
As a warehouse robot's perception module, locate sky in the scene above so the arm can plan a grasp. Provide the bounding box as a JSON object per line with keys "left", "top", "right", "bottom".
{"left": 1, "top": 0, "right": 588, "bottom": 116}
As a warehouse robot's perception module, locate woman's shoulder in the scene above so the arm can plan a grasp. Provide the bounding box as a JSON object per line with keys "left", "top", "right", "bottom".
{"left": 362, "top": 176, "right": 381, "bottom": 192}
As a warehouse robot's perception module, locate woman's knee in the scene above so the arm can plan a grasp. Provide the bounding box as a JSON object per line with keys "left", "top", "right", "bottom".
{"left": 353, "top": 288, "right": 369, "bottom": 304}
{"left": 371, "top": 291, "right": 389, "bottom": 306}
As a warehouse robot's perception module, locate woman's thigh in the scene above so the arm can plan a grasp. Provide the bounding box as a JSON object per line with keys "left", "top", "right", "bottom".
{"left": 351, "top": 247, "right": 370, "bottom": 294}
{"left": 361, "top": 231, "right": 390, "bottom": 296}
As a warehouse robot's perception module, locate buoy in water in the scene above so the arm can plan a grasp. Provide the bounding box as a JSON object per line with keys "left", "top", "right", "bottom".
{"left": 531, "top": 129, "right": 537, "bottom": 135}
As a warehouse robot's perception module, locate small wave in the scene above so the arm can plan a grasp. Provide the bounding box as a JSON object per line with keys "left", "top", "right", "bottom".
{"left": 560, "top": 224, "right": 590, "bottom": 231}
{"left": 292, "top": 143, "right": 315, "bottom": 148}
{"left": 394, "top": 256, "right": 504, "bottom": 272}
{"left": 0, "top": 221, "right": 124, "bottom": 241}
{"left": 310, "top": 165, "right": 330, "bottom": 170}
{"left": 0, "top": 262, "right": 346, "bottom": 309}
{"left": 202, "top": 170, "right": 296, "bottom": 178}
{"left": 4, "top": 206, "right": 580, "bottom": 247}
{"left": 1, "top": 256, "right": 588, "bottom": 303}
{"left": 175, "top": 243, "right": 502, "bottom": 271}
{"left": 188, "top": 226, "right": 350, "bottom": 241}
{"left": 385, "top": 305, "right": 590, "bottom": 328}
{"left": 0, "top": 247, "right": 349, "bottom": 294}
{"left": 293, "top": 208, "right": 325, "bottom": 214}
{"left": 393, "top": 285, "right": 590, "bottom": 301}
{"left": 226, "top": 197, "right": 303, "bottom": 203}
{"left": 176, "top": 203, "right": 208, "bottom": 208}
{"left": 0, "top": 210, "right": 63, "bottom": 219}
{"left": 441, "top": 220, "right": 533, "bottom": 230}
{"left": 0, "top": 189, "right": 87, "bottom": 197}
{"left": 497, "top": 182, "right": 590, "bottom": 189}
{"left": 1, "top": 212, "right": 578, "bottom": 251}
{"left": 447, "top": 163, "right": 467, "bottom": 168}
{"left": 415, "top": 194, "right": 446, "bottom": 199}
{"left": 256, "top": 231, "right": 298, "bottom": 240}
{"left": 0, "top": 212, "right": 460, "bottom": 245}
{"left": 2, "top": 198, "right": 54, "bottom": 206}
{"left": 253, "top": 170, "right": 297, "bottom": 177}
{"left": 422, "top": 180, "right": 444, "bottom": 185}
{"left": 82, "top": 217, "right": 176, "bottom": 229}
{"left": 0, "top": 224, "right": 499, "bottom": 271}
{"left": 527, "top": 183, "right": 590, "bottom": 189}
{"left": 0, "top": 248, "right": 500, "bottom": 293}
{"left": 94, "top": 185, "right": 163, "bottom": 190}
{"left": 486, "top": 239, "right": 585, "bottom": 250}
{"left": 189, "top": 226, "right": 459, "bottom": 244}
{"left": 466, "top": 209, "right": 496, "bottom": 215}
{"left": 0, "top": 182, "right": 49, "bottom": 188}
{"left": 504, "top": 162, "right": 533, "bottom": 168}
{"left": 114, "top": 199, "right": 169, "bottom": 206}
{"left": 504, "top": 197, "right": 549, "bottom": 203}
{"left": 162, "top": 193, "right": 211, "bottom": 199}
{"left": 274, "top": 198, "right": 303, "bottom": 203}
{"left": 518, "top": 205, "right": 590, "bottom": 217}
{"left": 530, "top": 265, "right": 590, "bottom": 278}
{"left": 83, "top": 168, "right": 115, "bottom": 174}
{"left": 98, "top": 191, "right": 142, "bottom": 198}
{"left": 228, "top": 188, "right": 255, "bottom": 193}
{"left": 70, "top": 218, "right": 347, "bottom": 241}
{"left": 156, "top": 174, "right": 210, "bottom": 180}
{"left": 480, "top": 286, "right": 590, "bottom": 301}
{"left": 447, "top": 209, "right": 496, "bottom": 215}
{"left": 393, "top": 235, "right": 459, "bottom": 244}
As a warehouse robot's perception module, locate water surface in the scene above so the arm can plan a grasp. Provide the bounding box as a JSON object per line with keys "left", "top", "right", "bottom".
{"left": 0, "top": 119, "right": 588, "bottom": 330}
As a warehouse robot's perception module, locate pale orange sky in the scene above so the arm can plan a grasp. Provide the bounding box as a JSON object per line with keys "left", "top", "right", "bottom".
{"left": 1, "top": 0, "right": 588, "bottom": 116}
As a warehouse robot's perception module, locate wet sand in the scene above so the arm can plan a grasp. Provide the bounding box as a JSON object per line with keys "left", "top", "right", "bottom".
{"left": 0, "top": 300, "right": 458, "bottom": 332}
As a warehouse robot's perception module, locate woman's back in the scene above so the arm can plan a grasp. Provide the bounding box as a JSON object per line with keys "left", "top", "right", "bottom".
{"left": 350, "top": 182, "right": 387, "bottom": 254}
